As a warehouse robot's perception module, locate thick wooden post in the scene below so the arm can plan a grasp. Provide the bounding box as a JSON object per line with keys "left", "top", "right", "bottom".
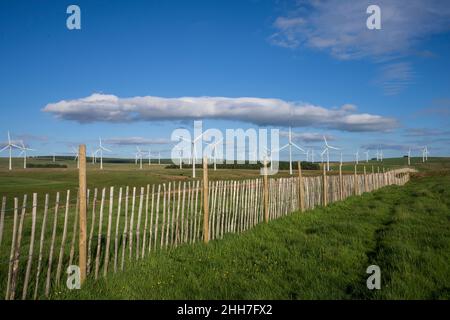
{"left": 354, "top": 165, "right": 358, "bottom": 195}
{"left": 322, "top": 164, "right": 327, "bottom": 206}
{"left": 263, "top": 160, "right": 269, "bottom": 222}
{"left": 78, "top": 145, "right": 87, "bottom": 284}
{"left": 202, "top": 157, "right": 209, "bottom": 243}
{"left": 297, "top": 161, "right": 304, "bottom": 212}
{"left": 339, "top": 164, "right": 343, "bottom": 200}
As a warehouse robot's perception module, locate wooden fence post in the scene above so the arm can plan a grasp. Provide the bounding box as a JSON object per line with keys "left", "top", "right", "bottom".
{"left": 297, "top": 161, "right": 304, "bottom": 212}
{"left": 322, "top": 164, "right": 327, "bottom": 206}
{"left": 263, "top": 160, "right": 269, "bottom": 222}
{"left": 354, "top": 165, "right": 359, "bottom": 196}
{"left": 78, "top": 145, "right": 87, "bottom": 284}
{"left": 202, "top": 157, "right": 209, "bottom": 243}
{"left": 364, "top": 166, "right": 368, "bottom": 192}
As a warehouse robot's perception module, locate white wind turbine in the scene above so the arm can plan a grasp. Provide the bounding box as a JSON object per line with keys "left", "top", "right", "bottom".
{"left": 71, "top": 147, "right": 80, "bottom": 169}
{"left": 19, "top": 141, "right": 35, "bottom": 169}
{"left": 0, "top": 132, "right": 21, "bottom": 170}
{"left": 407, "top": 148, "right": 411, "bottom": 165}
{"left": 206, "top": 138, "right": 223, "bottom": 171}
{"left": 262, "top": 146, "right": 280, "bottom": 172}
{"left": 321, "top": 136, "right": 339, "bottom": 171}
{"left": 136, "top": 146, "right": 144, "bottom": 169}
{"left": 355, "top": 150, "right": 359, "bottom": 165}
{"left": 173, "top": 145, "right": 184, "bottom": 169}
{"left": 422, "top": 146, "right": 428, "bottom": 162}
{"left": 178, "top": 131, "right": 206, "bottom": 178}
{"left": 147, "top": 149, "right": 151, "bottom": 165}
{"left": 96, "top": 138, "right": 111, "bottom": 170}
{"left": 364, "top": 150, "right": 370, "bottom": 163}
{"left": 380, "top": 149, "right": 383, "bottom": 162}
{"left": 279, "top": 127, "right": 306, "bottom": 175}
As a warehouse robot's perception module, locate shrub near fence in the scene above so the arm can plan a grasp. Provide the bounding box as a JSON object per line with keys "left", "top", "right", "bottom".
{"left": 0, "top": 163, "right": 415, "bottom": 300}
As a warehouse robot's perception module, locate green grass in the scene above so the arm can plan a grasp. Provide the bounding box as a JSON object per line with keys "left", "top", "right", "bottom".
{"left": 3, "top": 156, "right": 445, "bottom": 199}
{"left": 57, "top": 170, "right": 450, "bottom": 300}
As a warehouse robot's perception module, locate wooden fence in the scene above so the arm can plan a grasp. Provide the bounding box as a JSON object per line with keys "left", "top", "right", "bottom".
{"left": 0, "top": 165, "right": 414, "bottom": 299}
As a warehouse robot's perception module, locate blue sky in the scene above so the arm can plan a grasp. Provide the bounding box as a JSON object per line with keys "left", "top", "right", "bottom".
{"left": 0, "top": 0, "right": 449, "bottom": 161}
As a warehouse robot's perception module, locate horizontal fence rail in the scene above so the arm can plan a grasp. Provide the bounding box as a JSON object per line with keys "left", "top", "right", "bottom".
{"left": 0, "top": 166, "right": 415, "bottom": 299}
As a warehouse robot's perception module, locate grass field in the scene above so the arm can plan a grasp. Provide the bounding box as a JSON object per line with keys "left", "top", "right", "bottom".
{"left": 1, "top": 156, "right": 449, "bottom": 300}
{"left": 54, "top": 161, "right": 450, "bottom": 300}
{"left": 1, "top": 156, "right": 444, "bottom": 199}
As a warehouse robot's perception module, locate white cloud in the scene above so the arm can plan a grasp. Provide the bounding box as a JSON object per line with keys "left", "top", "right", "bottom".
{"left": 104, "top": 137, "right": 171, "bottom": 146}
{"left": 42, "top": 93, "right": 398, "bottom": 132}
{"left": 269, "top": 0, "right": 450, "bottom": 60}
{"left": 280, "top": 131, "right": 335, "bottom": 143}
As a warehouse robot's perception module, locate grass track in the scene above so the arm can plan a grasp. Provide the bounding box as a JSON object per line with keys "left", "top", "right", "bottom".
{"left": 57, "top": 171, "right": 450, "bottom": 300}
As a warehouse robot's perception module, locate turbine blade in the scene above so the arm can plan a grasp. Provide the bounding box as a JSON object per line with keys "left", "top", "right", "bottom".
{"left": 291, "top": 142, "right": 305, "bottom": 153}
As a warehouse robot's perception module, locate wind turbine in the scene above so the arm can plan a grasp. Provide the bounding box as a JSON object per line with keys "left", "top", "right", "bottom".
{"left": 421, "top": 146, "right": 428, "bottom": 163}
{"left": 263, "top": 146, "right": 280, "bottom": 172}
{"left": 407, "top": 148, "right": 411, "bottom": 166}
{"left": 19, "top": 141, "right": 35, "bottom": 169}
{"left": 136, "top": 146, "right": 144, "bottom": 169}
{"left": 0, "top": 132, "right": 21, "bottom": 170}
{"left": 96, "top": 138, "right": 111, "bottom": 170}
{"left": 147, "top": 149, "right": 151, "bottom": 165}
{"left": 178, "top": 131, "right": 206, "bottom": 178}
{"left": 173, "top": 145, "right": 184, "bottom": 169}
{"left": 71, "top": 147, "right": 80, "bottom": 169}
{"left": 310, "top": 149, "right": 315, "bottom": 163}
{"left": 364, "top": 150, "right": 370, "bottom": 163}
{"left": 380, "top": 149, "right": 383, "bottom": 162}
{"left": 355, "top": 150, "right": 359, "bottom": 165}
{"left": 279, "top": 127, "right": 306, "bottom": 175}
{"left": 206, "top": 138, "right": 223, "bottom": 171}
{"left": 340, "top": 152, "right": 343, "bottom": 165}
{"left": 321, "top": 136, "right": 339, "bottom": 171}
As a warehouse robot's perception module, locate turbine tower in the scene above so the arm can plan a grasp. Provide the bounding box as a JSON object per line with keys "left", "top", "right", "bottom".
{"left": 364, "top": 150, "right": 370, "bottom": 163}
{"left": 136, "top": 146, "right": 144, "bottom": 169}
{"left": 279, "top": 127, "right": 306, "bottom": 175}
{"left": 19, "top": 141, "right": 35, "bottom": 169}
{"left": 96, "top": 138, "right": 111, "bottom": 170}
{"left": 355, "top": 150, "right": 359, "bottom": 165}
{"left": 178, "top": 131, "right": 205, "bottom": 178}
{"left": 0, "top": 131, "right": 21, "bottom": 171}
{"left": 321, "top": 136, "right": 339, "bottom": 171}
{"left": 407, "top": 148, "right": 411, "bottom": 166}
{"left": 206, "top": 138, "right": 223, "bottom": 171}
{"left": 71, "top": 147, "right": 80, "bottom": 169}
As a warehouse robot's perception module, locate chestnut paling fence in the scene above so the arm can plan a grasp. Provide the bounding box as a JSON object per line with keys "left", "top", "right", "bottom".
{"left": 0, "top": 166, "right": 414, "bottom": 300}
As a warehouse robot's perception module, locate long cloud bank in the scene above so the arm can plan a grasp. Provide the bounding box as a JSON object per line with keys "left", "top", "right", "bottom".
{"left": 42, "top": 93, "right": 398, "bottom": 132}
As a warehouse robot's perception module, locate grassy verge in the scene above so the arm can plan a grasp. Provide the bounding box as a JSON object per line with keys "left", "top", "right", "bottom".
{"left": 58, "top": 172, "right": 450, "bottom": 300}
